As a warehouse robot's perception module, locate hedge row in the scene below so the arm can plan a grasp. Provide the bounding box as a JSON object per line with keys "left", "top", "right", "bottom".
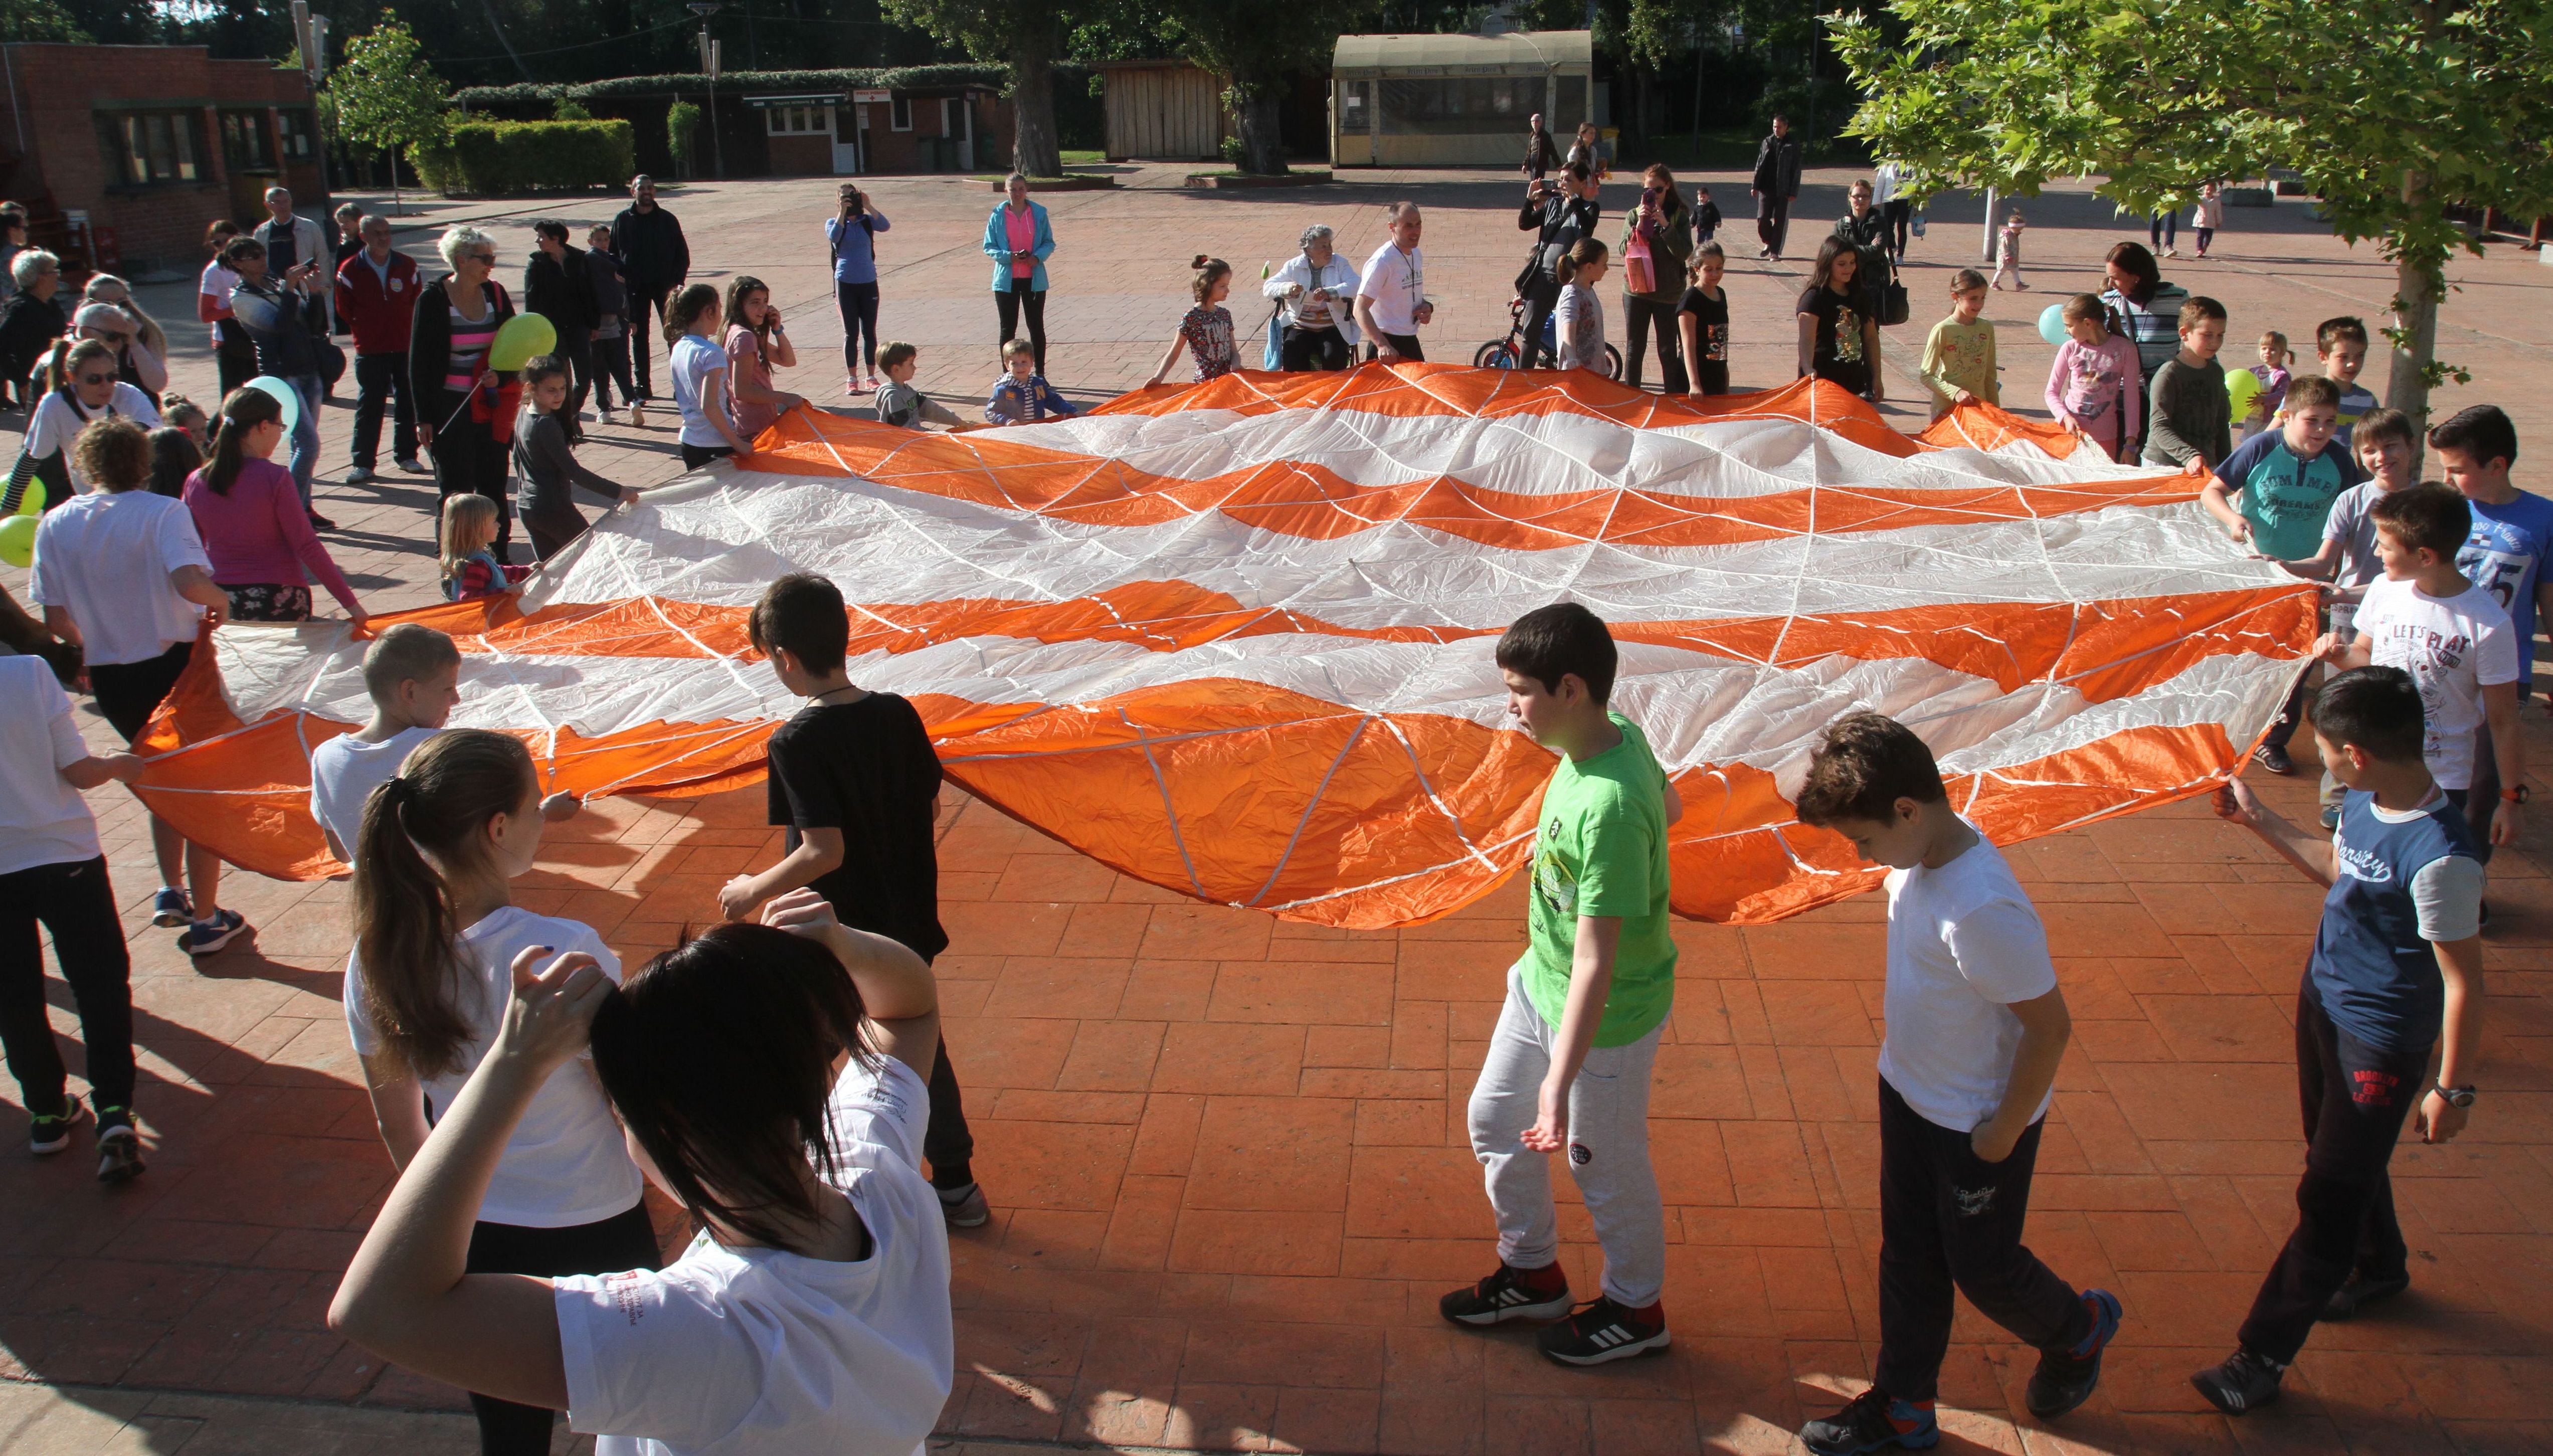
{"left": 449, "top": 62, "right": 1013, "bottom": 110}
{"left": 412, "top": 119, "right": 638, "bottom": 195}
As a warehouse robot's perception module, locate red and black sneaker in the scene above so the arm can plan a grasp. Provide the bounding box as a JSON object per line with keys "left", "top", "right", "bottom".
{"left": 1535, "top": 1296, "right": 1670, "bottom": 1366}
{"left": 1438, "top": 1262, "right": 1571, "bottom": 1327}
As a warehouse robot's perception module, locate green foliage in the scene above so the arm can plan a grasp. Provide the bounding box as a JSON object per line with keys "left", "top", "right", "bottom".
{"left": 665, "top": 101, "right": 702, "bottom": 175}
{"left": 448, "top": 64, "right": 1008, "bottom": 112}
{"left": 554, "top": 98, "right": 592, "bottom": 120}
{"left": 0, "top": 0, "right": 95, "bottom": 42}
{"left": 331, "top": 14, "right": 449, "bottom": 162}
{"left": 411, "top": 119, "right": 636, "bottom": 195}
{"left": 1829, "top": 0, "right": 2553, "bottom": 411}
{"left": 1219, "top": 134, "right": 1246, "bottom": 166}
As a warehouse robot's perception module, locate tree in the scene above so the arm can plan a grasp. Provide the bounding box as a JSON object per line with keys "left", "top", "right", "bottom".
{"left": 330, "top": 13, "right": 450, "bottom": 215}
{"left": 1153, "top": 0, "right": 1372, "bottom": 175}
{"left": 0, "top": 0, "right": 92, "bottom": 42}
{"left": 1830, "top": 0, "right": 2553, "bottom": 431}
{"left": 884, "top": 0, "right": 1069, "bottom": 177}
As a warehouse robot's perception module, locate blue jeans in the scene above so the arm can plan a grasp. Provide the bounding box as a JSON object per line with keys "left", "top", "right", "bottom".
{"left": 285, "top": 374, "right": 322, "bottom": 507}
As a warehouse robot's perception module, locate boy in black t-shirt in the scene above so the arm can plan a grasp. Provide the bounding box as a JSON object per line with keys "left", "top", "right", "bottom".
{"left": 718, "top": 572, "right": 988, "bottom": 1227}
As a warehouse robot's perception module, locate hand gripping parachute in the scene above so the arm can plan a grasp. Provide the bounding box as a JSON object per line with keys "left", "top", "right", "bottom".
{"left": 128, "top": 365, "right": 2313, "bottom": 928}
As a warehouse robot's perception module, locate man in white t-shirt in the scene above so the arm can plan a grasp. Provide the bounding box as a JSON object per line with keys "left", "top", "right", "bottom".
{"left": 2315, "top": 481, "right": 2524, "bottom": 862}
{"left": 1790, "top": 713, "right": 2120, "bottom": 1456}
{"left": 1354, "top": 201, "right": 1433, "bottom": 364}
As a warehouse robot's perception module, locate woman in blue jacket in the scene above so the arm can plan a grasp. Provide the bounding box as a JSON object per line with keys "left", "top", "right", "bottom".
{"left": 828, "top": 182, "right": 891, "bottom": 397}
{"left": 981, "top": 174, "right": 1056, "bottom": 373}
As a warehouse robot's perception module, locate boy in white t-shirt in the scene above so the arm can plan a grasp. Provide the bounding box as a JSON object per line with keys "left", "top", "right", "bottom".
{"left": 1791, "top": 713, "right": 2120, "bottom": 1455}
{"left": 2314, "top": 481, "right": 2523, "bottom": 863}
{"left": 310, "top": 623, "right": 578, "bottom": 866}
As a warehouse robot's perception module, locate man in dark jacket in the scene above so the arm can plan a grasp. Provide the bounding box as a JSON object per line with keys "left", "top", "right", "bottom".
{"left": 1831, "top": 177, "right": 1894, "bottom": 316}
{"left": 1751, "top": 114, "right": 1804, "bottom": 260}
{"left": 523, "top": 219, "right": 601, "bottom": 439}
{"left": 607, "top": 174, "right": 689, "bottom": 403}
{"left": 333, "top": 214, "right": 425, "bottom": 483}
{"left": 1515, "top": 162, "right": 1600, "bottom": 369}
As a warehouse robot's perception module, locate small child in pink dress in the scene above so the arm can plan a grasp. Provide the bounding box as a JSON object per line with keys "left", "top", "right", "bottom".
{"left": 1989, "top": 210, "right": 2027, "bottom": 291}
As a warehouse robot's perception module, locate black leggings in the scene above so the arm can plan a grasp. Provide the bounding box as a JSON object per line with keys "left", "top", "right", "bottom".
{"left": 924, "top": 1032, "right": 976, "bottom": 1189}
{"left": 0, "top": 857, "right": 134, "bottom": 1118}
{"left": 837, "top": 280, "right": 881, "bottom": 374}
{"left": 463, "top": 1202, "right": 662, "bottom": 1454}
{"left": 429, "top": 396, "right": 511, "bottom": 553}
{"left": 995, "top": 285, "right": 1047, "bottom": 374}
{"left": 1621, "top": 294, "right": 1689, "bottom": 393}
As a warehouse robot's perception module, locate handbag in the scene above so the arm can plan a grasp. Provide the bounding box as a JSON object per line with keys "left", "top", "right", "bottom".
{"left": 1261, "top": 305, "right": 1284, "bottom": 370}
{"left": 1910, "top": 212, "right": 1927, "bottom": 239}
{"left": 1877, "top": 260, "right": 1910, "bottom": 327}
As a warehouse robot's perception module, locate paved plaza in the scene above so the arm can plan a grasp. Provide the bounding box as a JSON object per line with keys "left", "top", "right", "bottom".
{"left": 2, "top": 162, "right": 2550, "bottom": 1454}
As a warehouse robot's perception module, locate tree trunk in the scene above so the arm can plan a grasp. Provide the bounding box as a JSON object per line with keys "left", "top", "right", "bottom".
{"left": 2383, "top": 174, "right": 2447, "bottom": 453}
{"left": 1009, "top": 40, "right": 1061, "bottom": 179}
{"left": 1235, "top": 84, "right": 1287, "bottom": 175}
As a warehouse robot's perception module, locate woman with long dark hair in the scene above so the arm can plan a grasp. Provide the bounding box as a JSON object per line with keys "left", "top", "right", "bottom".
{"left": 328, "top": 887, "right": 952, "bottom": 1456}
{"left": 1797, "top": 236, "right": 1884, "bottom": 400}
{"left": 411, "top": 225, "right": 518, "bottom": 556}
{"left": 1620, "top": 163, "right": 1695, "bottom": 393}
{"left": 339, "top": 730, "right": 656, "bottom": 1456}
{"left": 180, "top": 386, "right": 364, "bottom": 624}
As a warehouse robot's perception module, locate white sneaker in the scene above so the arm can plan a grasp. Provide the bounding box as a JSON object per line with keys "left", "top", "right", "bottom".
{"left": 630, "top": 403, "right": 648, "bottom": 429}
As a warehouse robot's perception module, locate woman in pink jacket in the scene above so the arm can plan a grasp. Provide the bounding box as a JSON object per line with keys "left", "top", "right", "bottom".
{"left": 181, "top": 387, "right": 367, "bottom": 624}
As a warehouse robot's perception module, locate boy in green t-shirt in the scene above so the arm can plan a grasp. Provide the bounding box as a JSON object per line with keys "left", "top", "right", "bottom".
{"left": 1440, "top": 604, "right": 1685, "bottom": 1367}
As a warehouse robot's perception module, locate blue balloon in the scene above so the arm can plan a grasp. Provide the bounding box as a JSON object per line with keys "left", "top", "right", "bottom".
{"left": 2037, "top": 304, "right": 2069, "bottom": 347}
{"left": 246, "top": 375, "right": 301, "bottom": 436}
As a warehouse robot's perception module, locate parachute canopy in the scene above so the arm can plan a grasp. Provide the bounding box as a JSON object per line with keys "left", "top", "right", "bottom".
{"left": 133, "top": 366, "right": 2312, "bottom": 928}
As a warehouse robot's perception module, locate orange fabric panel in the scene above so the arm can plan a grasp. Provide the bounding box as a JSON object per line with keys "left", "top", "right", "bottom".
{"left": 743, "top": 393, "right": 2194, "bottom": 551}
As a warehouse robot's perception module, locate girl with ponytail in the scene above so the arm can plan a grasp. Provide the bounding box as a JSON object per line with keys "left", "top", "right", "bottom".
{"left": 1551, "top": 237, "right": 1611, "bottom": 373}
{"left": 344, "top": 729, "right": 653, "bottom": 1456}
{"left": 1147, "top": 254, "right": 1237, "bottom": 386}
{"left": 663, "top": 282, "right": 751, "bottom": 468}
{"left": 181, "top": 386, "right": 364, "bottom": 624}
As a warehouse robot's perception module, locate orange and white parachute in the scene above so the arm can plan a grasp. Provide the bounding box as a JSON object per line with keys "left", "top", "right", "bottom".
{"left": 131, "top": 366, "right": 2313, "bottom": 927}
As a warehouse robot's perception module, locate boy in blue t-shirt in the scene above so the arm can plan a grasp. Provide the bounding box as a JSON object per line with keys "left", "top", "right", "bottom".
{"left": 2203, "top": 375, "right": 2364, "bottom": 775}
{"left": 2197, "top": 667, "right": 2486, "bottom": 1415}
{"left": 2434, "top": 404, "right": 2550, "bottom": 848}
{"left": 2313, "top": 315, "right": 2380, "bottom": 445}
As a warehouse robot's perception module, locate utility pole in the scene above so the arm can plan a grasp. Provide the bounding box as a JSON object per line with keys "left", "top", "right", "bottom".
{"left": 690, "top": 3, "right": 725, "bottom": 181}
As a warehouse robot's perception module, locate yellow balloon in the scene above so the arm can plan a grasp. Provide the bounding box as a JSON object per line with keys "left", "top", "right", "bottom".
{"left": 0, "top": 513, "right": 36, "bottom": 569}
{"left": 488, "top": 313, "right": 559, "bottom": 373}
{"left": 2226, "top": 369, "right": 2263, "bottom": 415}
{"left": 10, "top": 479, "right": 42, "bottom": 518}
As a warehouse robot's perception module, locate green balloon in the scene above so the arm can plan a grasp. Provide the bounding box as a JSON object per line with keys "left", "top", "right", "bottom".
{"left": 488, "top": 312, "right": 559, "bottom": 373}
{"left": 10, "top": 478, "right": 42, "bottom": 517}
{"left": 0, "top": 512, "right": 36, "bottom": 569}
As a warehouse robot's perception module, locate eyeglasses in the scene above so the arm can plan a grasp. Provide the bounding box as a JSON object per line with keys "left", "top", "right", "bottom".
{"left": 466, "top": 251, "right": 497, "bottom": 264}
{"left": 75, "top": 372, "right": 114, "bottom": 385}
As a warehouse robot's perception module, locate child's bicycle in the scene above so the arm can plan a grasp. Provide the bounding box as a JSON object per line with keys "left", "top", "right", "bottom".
{"left": 1473, "top": 294, "right": 1622, "bottom": 378}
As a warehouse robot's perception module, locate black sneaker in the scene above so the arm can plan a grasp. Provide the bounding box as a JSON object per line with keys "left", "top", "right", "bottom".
{"left": 1799, "top": 1386, "right": 1940, "bottom": 1454}
{"left": 29, "top": 1096, "right": 83, "bottom": 1155}
{"left": 2253, "top": 743, "right": 2296, "bottom": 775}
{"left": 1534, "top": 1295, "right": 1669, "bottom": 1366}
{"left": 307, "top": 511, "right": 338, "bottom": 531}
{"left": 1438, "top": 1263, "right": 1572, "bottom": 1326}
{"left": 2026, "top": 1287, "right": 2122, "bottom": 1419}
{"left": 2325, "top": 1268, "right": 2411, "bottom": 1320}
{"left": 2191, "top": 1349, "right": 2284, "bottom": 1415}
{"left": 94, "top": 1106, "right": 145, "bottom": 1184}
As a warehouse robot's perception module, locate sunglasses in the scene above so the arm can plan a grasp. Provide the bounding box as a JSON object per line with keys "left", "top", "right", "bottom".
{"left": 467, "top": 251, "right": 497, "bottom": 263}
{"left": 75, "top": 372, "right": 114, "bottom": 385}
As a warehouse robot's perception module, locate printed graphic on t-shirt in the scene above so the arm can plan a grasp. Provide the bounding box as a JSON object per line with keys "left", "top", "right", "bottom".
{"left": 1531, "top": 821, "right": 1579, "bottom": 919}
{"left": 2332, "top": 830, "right": 2396, "bottom": 884}
{"left": 1834, "top": 305, "right": 1865, "bottom": 365}
{"left": 1701, "top": 322, "right": 1728, "bottom": 361}
{"left": 2368, "top": 617, "right": 2474, "bottom": 768}
{"left": 2462, "top": 543, "right": 2535, "bottom": 616}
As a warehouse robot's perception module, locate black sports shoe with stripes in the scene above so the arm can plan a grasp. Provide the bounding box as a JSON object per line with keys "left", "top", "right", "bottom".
{"left": 1535, "top": 1296, "right": 1670, "bottom": 1366}
{"left": 1438, "top": 1263, "right": 1572, "bottom": 1326}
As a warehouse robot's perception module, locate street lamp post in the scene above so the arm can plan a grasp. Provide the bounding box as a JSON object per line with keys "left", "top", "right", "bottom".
{"left": 689, "top": 2, "right": 725, "bottom": 181}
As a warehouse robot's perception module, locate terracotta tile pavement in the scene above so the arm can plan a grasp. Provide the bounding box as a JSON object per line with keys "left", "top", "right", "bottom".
{"left": 1, "top": 166, "right": 2551, "bottom": 1452}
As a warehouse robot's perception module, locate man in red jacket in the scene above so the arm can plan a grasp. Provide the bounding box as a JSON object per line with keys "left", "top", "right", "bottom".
{"left": 333, "top": 214, "right": 425, "bottom": 483}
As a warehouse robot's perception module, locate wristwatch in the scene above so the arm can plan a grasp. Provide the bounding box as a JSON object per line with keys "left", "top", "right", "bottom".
{"left": 2502, "top": 785, "right": 2529, "bottom": 804}
{"left": 2435, "top": 1084, "right": 2477, "bottom": 1109}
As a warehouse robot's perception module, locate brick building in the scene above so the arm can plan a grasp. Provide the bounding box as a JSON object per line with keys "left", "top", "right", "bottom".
{"left": 0, "top": 43, "right": 328, "bottom": 279}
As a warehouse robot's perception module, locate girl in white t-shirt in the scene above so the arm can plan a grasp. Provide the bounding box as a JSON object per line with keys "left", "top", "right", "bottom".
{"left": 664, "top": 283, "right": 751, "bottom": 471}
{"left": 342, "top": 729, "right": 656, "bottom": 1456}
{"left": 330, "top": 887, "right": 951, "bottom": 1456}
{"left": 1551, "top": 238, "right": 1611, "bottom": 374}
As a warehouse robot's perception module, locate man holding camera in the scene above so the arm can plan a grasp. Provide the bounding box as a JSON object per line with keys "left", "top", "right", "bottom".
{"left": 827, "top": 183, "right": 892, "bottom": 396}
{"left": 1517, "top": 163, "right": 1601, "bottom": 369}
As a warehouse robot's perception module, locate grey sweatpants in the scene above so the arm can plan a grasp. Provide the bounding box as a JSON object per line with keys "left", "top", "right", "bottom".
{"left": 1468, "top": 963, "right": 1667, "bottom": 1307}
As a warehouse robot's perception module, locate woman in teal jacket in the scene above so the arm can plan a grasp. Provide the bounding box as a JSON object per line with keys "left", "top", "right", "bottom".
{"left": 981, "top": 173, "right": 1057, "bottom": 372}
